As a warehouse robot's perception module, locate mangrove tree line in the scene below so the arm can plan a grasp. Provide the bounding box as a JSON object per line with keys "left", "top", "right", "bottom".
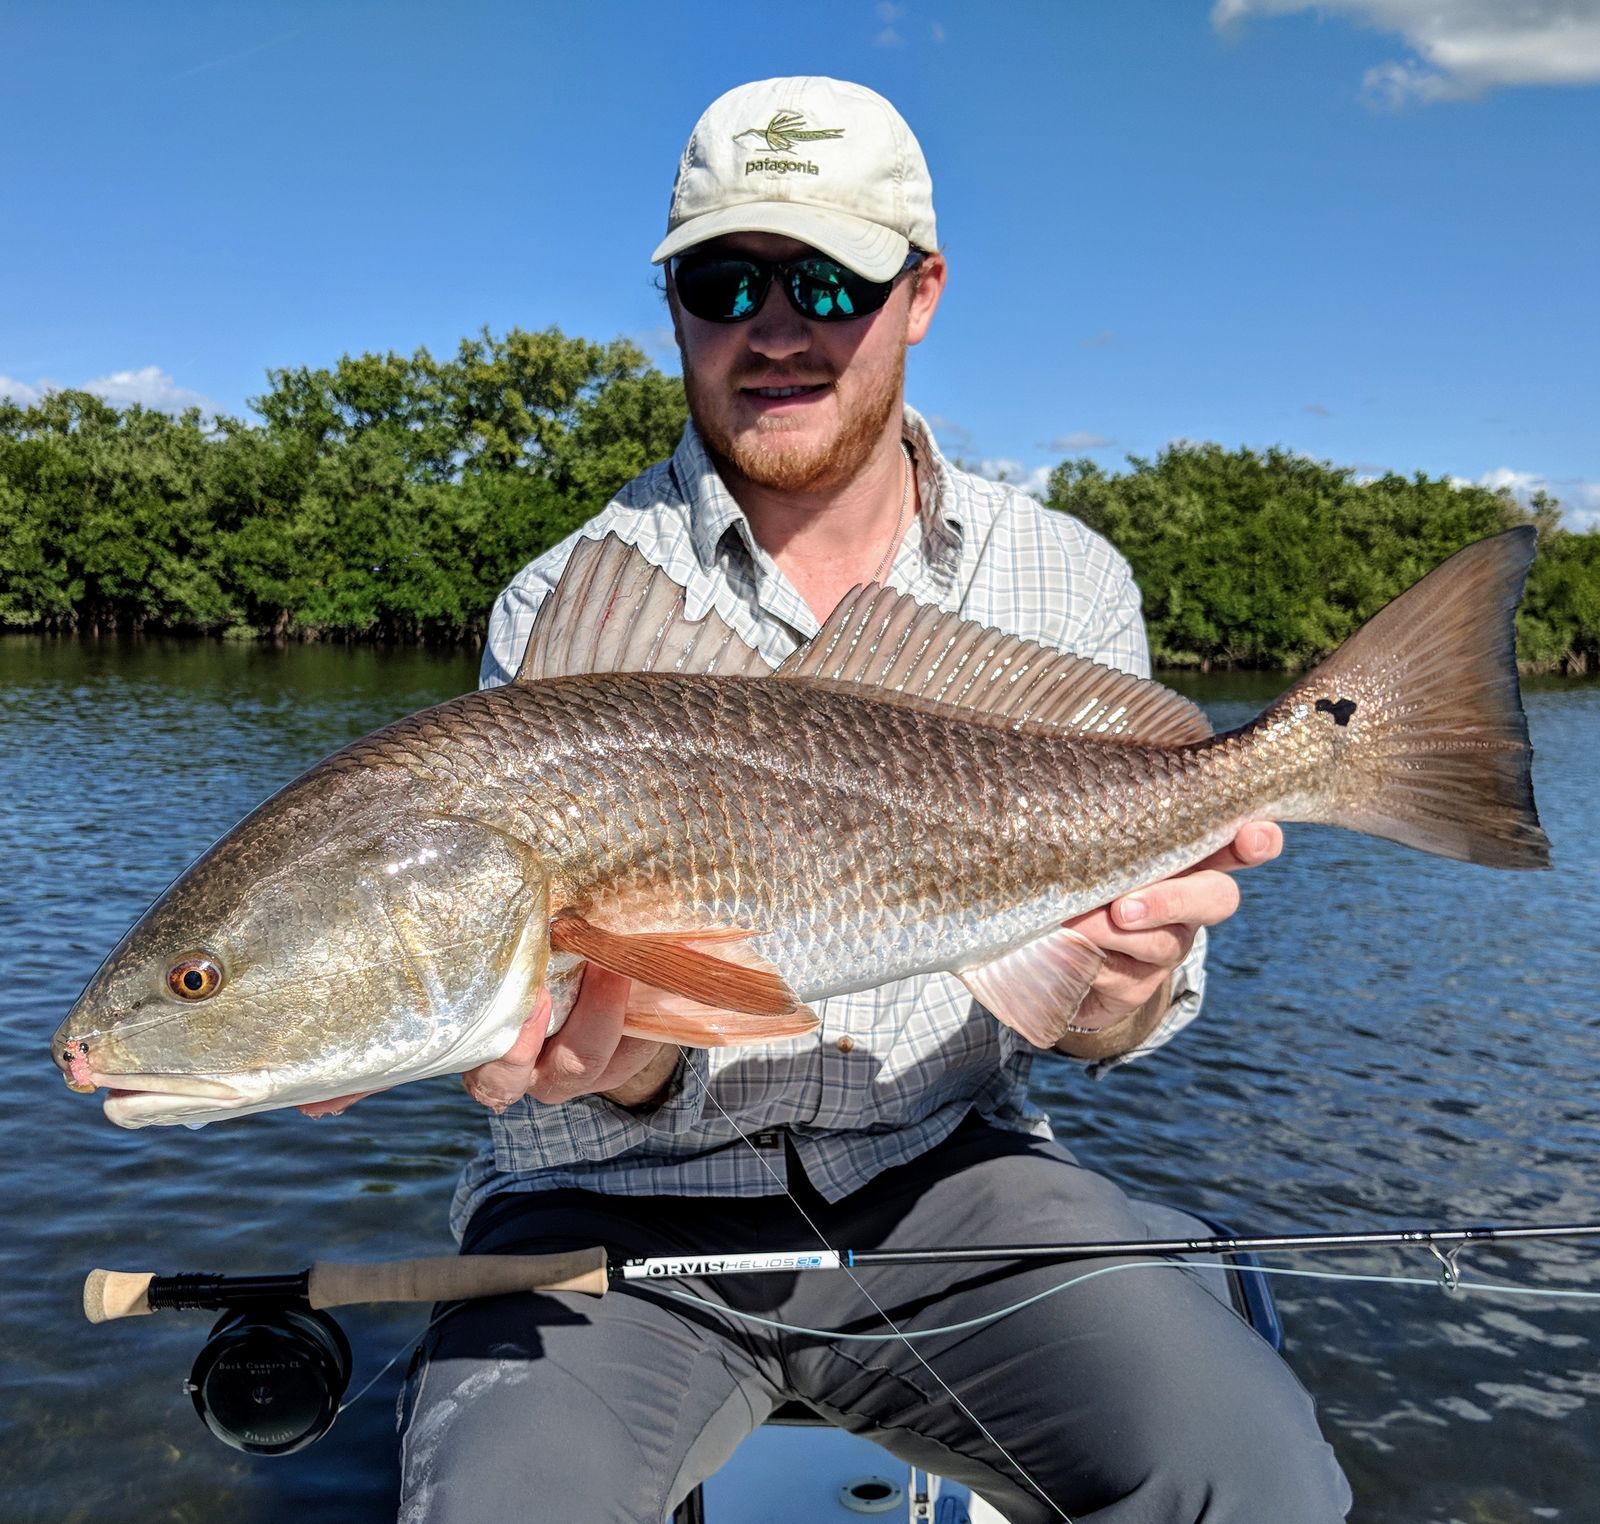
{"left": 1046, "top": 447, "right": 1599, "bottom": 673}
{"left": 0, "top": 328, "right": 687, "bottom": 644}
{"left": 1, "top": 326, "right": 1596, "bottom": 671}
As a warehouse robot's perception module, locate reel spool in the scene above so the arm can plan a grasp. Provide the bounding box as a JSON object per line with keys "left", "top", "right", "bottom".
{"left": 186, "top": 1303, "right": 352, "bottom": 1455}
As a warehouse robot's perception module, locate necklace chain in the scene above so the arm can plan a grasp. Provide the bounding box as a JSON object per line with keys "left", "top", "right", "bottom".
{"left": 870, "top": 441, "right": 912, "bottom": 587}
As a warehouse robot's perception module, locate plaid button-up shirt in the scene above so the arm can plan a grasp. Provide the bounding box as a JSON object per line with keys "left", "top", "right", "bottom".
{"left": 450, "top": 408, "right": 1206, "bottom": 1237}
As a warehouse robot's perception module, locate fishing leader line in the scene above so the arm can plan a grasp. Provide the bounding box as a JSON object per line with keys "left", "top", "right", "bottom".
{"left": 680, "top": 1053, "right": 1600, "bottom": 1520}
{"left": 693, "top": 1063, "right": 1076, "bottom": 1523}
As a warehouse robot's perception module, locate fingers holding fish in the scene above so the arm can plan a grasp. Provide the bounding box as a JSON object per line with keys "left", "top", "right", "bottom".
{"left": 524, "top": 964, "right": 644, "bottom": 1105}
{"left": 532, "top": 1030, "right": 670, "bottom": 1106}
{"left": 1069, "top": 950, "right": 1177, "bottom": 1031}
{"left": 1066, "top": 863, "right": 1245, "bottom": 968}
{"left": 1112, "top": 868, "right": 1239, "bottom": 938}
{"left": 1071, "top": 909, "right": 1202, "bottom": 974}
{"left": 461, "top": 988, "right": 554, "bottom": 1113}
{"left": 1055, "top": 906, "right": 1195, "bottom": 1042}
{"left": 1103, "top": 821, "right": 1283, "bottom": 943}
{"left": 1187, "top": 821, "right": 1284, "bottom": 876}
{"left": 594, "top": 1041, "right": 683, "bottom": 1108}
{"left": 1059, "top": 828, "right": 1284, "bottom": 1039}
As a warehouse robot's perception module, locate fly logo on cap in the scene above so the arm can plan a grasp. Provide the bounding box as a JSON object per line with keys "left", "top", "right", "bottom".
{"left": 734, "top": 110, "right": 845, "bottom": 177}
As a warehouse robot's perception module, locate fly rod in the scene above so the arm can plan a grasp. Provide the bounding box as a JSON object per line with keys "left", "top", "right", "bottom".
{"left": 81, "top": 1220, "right": 1600, "bottom": 1457}
{"left": 613, "top": 1220, "right": 1600, "bottom": 1286}
{"left": 85, "top": 1219, "right": 1600, "bottom": 1324}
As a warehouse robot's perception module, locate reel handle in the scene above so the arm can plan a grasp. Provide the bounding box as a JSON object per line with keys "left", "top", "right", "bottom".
{"left": 83, "top": 1247, "right": 611, "bottom": 1324}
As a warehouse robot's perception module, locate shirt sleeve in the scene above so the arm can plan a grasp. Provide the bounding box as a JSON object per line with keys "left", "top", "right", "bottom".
{"left": 582, "top": 1048, "right": 711, "bottom": 1134}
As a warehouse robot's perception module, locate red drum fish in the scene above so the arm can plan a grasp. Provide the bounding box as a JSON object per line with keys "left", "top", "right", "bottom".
{"left": 53, "top": 528, "right": 1549, "bottom": 1127}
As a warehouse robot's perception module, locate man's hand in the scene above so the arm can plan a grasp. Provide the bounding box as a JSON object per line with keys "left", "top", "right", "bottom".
{"left": 460, "top": 965, "right": 678, "bottom": 1113}
{"left": 1055, "top": 821, "right": 1283, "bottom": 1060}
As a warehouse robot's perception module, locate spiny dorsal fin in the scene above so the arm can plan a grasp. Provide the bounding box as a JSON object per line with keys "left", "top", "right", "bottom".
{"left": 515, "top": 534, "right": 773, "bottom": 682}
{"left": 775, "top": 583, "right": 1212, "bottom": 743}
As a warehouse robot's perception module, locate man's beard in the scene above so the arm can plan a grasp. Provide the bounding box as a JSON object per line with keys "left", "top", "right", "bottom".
{"left": 686, "top": 348, "right": 905, "bottom": 494}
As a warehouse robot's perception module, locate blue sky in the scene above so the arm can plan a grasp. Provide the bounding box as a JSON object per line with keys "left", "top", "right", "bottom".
{"left": 3, "top": 0, "right": 1597, "bottom": 525}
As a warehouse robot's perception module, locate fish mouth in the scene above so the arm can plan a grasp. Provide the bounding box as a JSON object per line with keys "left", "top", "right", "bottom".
{"left": 91, "top": 1071, "right": 246, "bottom": 1100}
{"left": 82, "top": 1072, "right": 249, "bottom": 1129}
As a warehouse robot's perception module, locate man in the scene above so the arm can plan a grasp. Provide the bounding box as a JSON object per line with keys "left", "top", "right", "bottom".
{"left": 398, "top": 77, "right": 1351, "bottom": 1523}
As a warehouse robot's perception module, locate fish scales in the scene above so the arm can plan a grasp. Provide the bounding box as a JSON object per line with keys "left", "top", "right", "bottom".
{"left": 376, "top": 672, "right": 1274, "bottom": 997}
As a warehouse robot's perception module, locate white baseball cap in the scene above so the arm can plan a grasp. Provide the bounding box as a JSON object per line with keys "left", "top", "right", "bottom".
{"left": 652, "top": 77, "right": 938, "bottom": 282}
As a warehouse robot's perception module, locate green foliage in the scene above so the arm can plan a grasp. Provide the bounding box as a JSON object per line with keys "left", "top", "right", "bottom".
{"left": 3, "top": 336, "right": 1594, "bottom": 671}
{"left": 0, "top": 328, "right": 687, "bottom": 642}
{"left": 1047, "top": 443, "right": 1597, "bottom": 673}
{"left": 1520, "top": 515, "right": 1600, "bottom": 673}
{"left": 0, "top": 392, "right": 235, "bottom": 631}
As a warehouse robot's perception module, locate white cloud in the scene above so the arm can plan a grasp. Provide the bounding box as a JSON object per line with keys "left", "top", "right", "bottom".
{"left": 1475, "top": 466, "right": 1600, "bottom": 530}
{"left": 0, "top": 375, "right": 43, "bottom": 406}
{"left": 1, "top": 367, "right": 224, "bottom": 417}
{"left": 927, "top": 414, "right": 974, "bottom": 451}
{"left": 82, "top": 365, "right": 222, "bottom": 416}
{"left": 1049, "top": 430, "right": 1114, "bottom": 451}
{"left": 973, "top": 457, "right": 1054, "bottom": 499}
{"left": 1213, "top": 0, "right": 1600, "bottom": 104}
{"left": 1562, "top": 482, "right": 1600, "bottom": 531}
{"left": 174, "top": 25, "right": 308, "bottom": 82}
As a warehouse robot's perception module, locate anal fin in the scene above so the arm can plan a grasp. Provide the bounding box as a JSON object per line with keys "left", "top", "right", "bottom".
{"left": 957, "top": 927, "right": 1107, "bottom": 1048}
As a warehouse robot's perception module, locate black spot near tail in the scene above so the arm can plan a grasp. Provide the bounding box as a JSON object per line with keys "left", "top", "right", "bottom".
{"left": 1316, "top": 697, "right": 1358, "bottom": 727}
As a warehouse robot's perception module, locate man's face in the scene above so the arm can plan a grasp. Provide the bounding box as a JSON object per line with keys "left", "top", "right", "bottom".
{"left": 669, "top": 232, "right": 945, "bottom": 494}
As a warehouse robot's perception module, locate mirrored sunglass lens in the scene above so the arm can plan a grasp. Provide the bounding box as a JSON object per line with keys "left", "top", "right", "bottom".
{"left": 677, "top": 259, "right": 766, "bottom": 320}
{"left": 790, "top": 259, "right": 888, "bottom": 320}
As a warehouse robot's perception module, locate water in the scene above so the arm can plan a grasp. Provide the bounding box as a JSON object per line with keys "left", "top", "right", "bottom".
{"left": 1, "top": 636, "right": 1595, "bottom": 1523}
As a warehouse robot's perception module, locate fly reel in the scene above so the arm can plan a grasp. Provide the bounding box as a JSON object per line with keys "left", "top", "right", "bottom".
{"left": 81, "top": 1248, "right": 612, "bottom": 1454}
{"left": 185, "top": 1301, "right": 353, "bottom": 1455}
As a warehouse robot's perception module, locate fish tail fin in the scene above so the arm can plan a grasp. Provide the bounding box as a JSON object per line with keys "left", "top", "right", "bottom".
{"left": 1274, "top": 527, "right": 1550, "bottom": 870}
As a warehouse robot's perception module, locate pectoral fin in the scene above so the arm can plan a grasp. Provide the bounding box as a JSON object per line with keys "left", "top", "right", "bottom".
{"left": 622, "top": 985, "right": 819, "bottom": 1047}
{"left": 957, "top": 927, "right": 1107, "bottom": 1048}
{"left": 547, "top": 914, "right": 804, "bottom": 1021}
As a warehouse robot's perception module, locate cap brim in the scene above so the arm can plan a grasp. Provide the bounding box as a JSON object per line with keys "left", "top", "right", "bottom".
{"left": 652, "top": 203, "right": 910, "bottom": 282}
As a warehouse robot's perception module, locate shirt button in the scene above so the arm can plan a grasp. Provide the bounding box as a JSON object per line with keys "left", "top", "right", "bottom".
{"left": 835, "top": 1036, "right": 854, "bottom": 1053}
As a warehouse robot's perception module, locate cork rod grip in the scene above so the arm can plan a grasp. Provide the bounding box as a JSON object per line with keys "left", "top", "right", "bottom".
{"left": 83, "top": 1270, "right": 157, "bottom": 1324}
{"left": 307, "top": 1248, "right": 611, "bottom": 1307}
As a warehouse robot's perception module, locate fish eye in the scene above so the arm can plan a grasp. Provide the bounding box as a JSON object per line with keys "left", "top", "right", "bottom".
{"left": 167, "top": 955, "right": 224, "bottom": 1000}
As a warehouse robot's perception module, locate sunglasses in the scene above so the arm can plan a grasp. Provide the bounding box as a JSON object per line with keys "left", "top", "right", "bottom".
{"left": 670, "top": 250, "right": 924, "bottom": 324}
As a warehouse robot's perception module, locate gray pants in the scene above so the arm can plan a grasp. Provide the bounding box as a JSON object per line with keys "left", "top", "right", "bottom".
{"left": 399, "top": 1118, "right": 1351, "bottom": 1523}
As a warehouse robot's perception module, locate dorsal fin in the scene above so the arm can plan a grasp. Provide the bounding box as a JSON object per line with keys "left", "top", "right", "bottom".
{"left": 515, "top": 534, "right": 773, "bottom": 682}
{"left": 776, "top": 583, "right": 1211, "bottom": 743}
